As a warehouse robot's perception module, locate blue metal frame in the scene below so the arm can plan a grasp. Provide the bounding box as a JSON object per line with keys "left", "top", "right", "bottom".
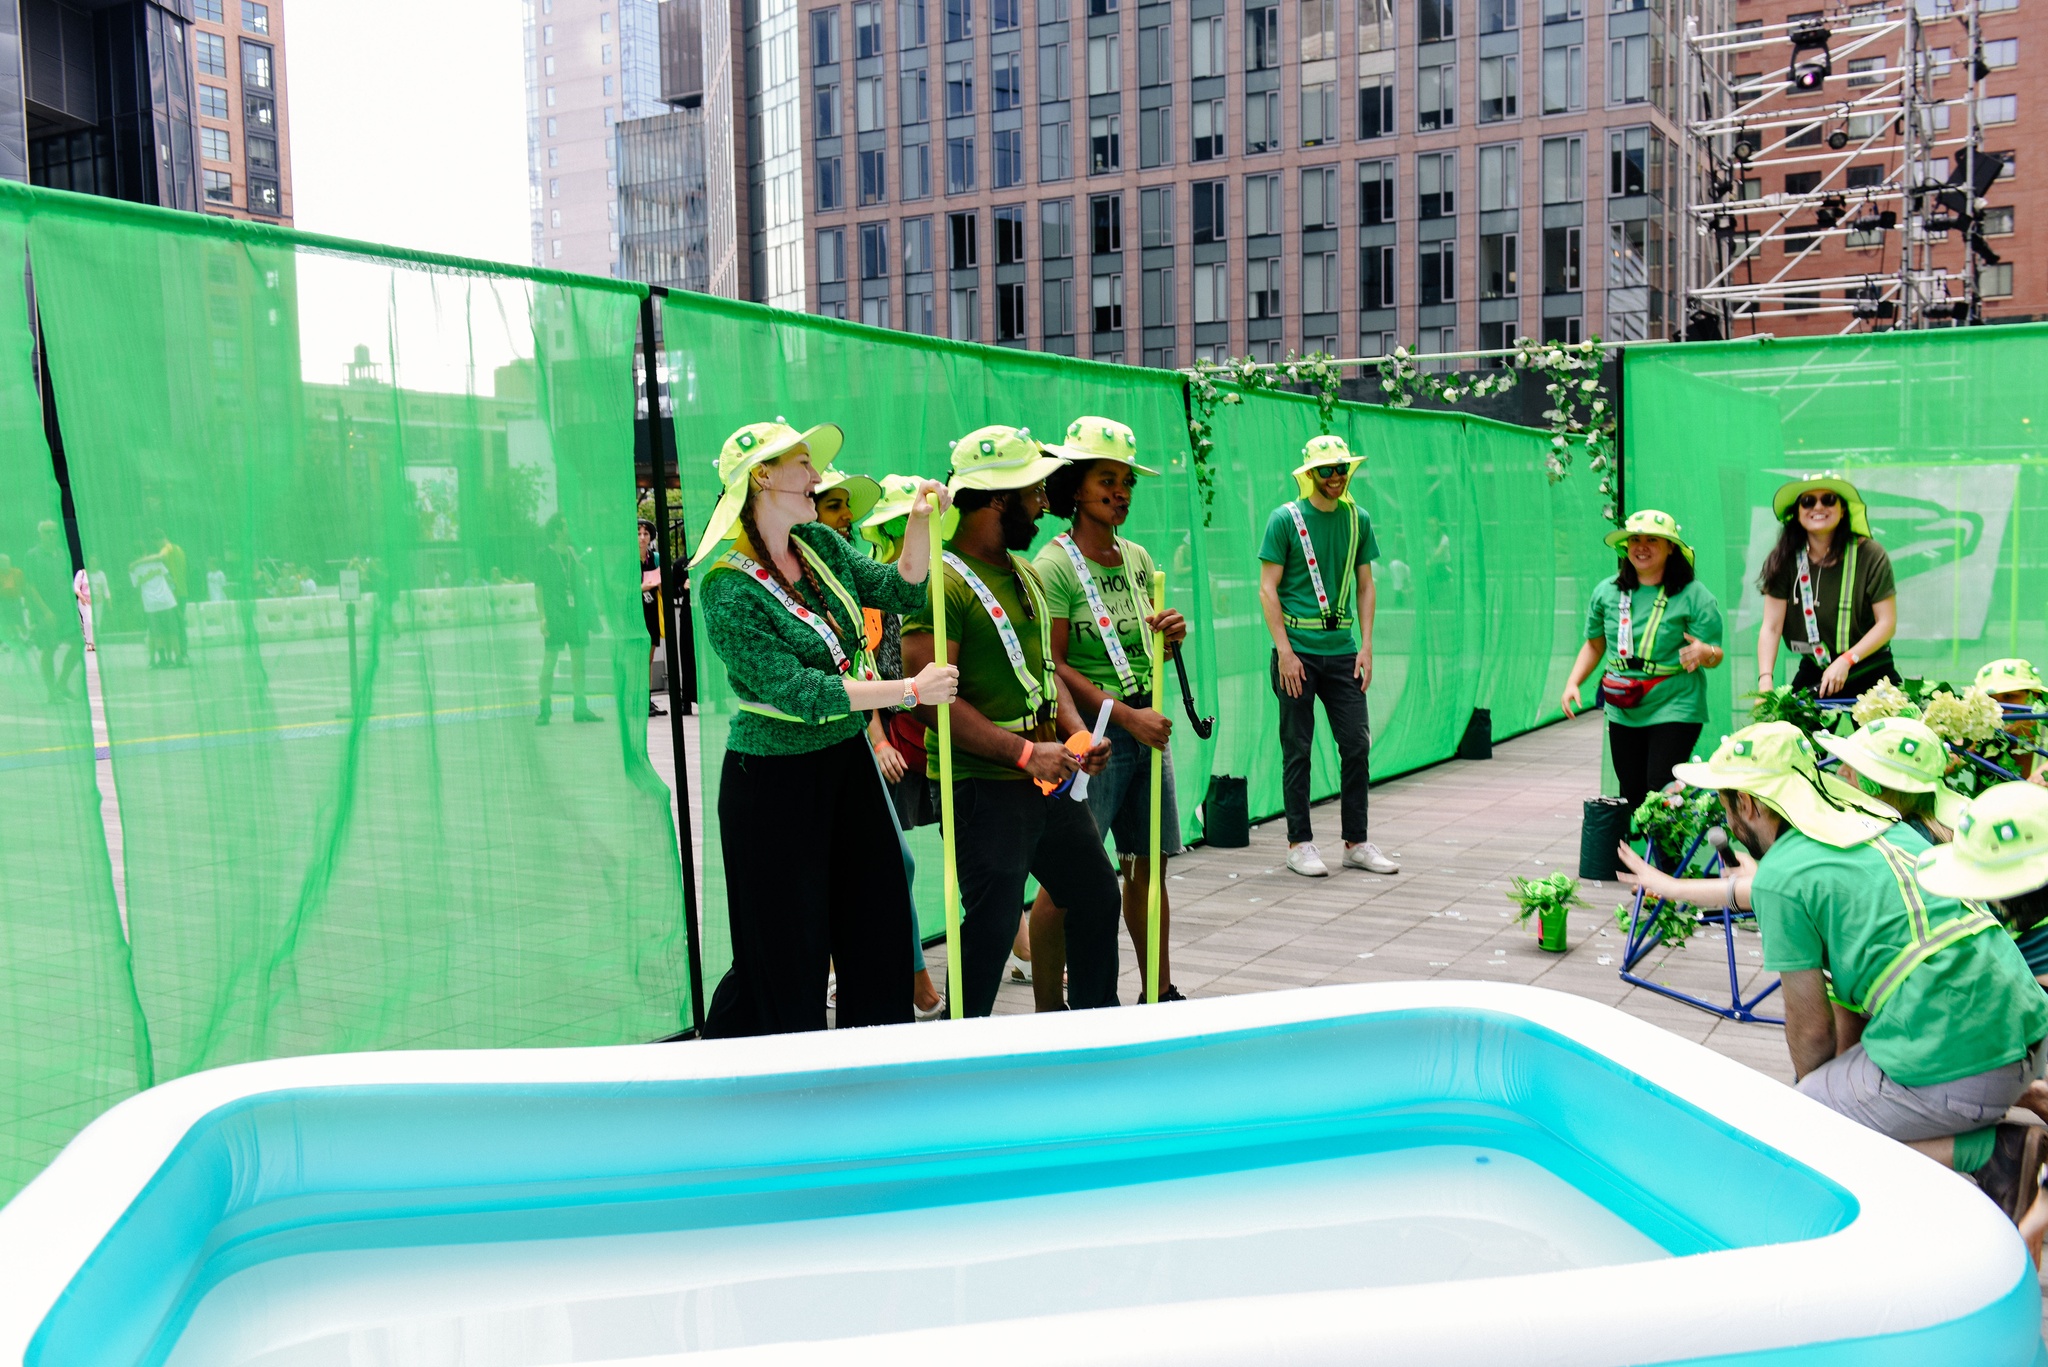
{"left": 1618, "top": 825, "right": 1784, "bottom": 1025}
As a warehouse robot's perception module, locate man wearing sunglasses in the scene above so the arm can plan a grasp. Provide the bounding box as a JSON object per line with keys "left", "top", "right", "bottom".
{"left": 1756, "top": 474, "right": 1898, "bottom": 699}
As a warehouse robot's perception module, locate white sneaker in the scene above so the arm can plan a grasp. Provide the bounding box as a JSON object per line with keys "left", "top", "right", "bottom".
{"left": 1344, "top": 842, "right": 1400, "bottom": 874}
{"left": 1006, "top": 953, "right": 1033, "bottom": 984}
{"left": 1287, "top": 843, "right": 1330, "bottom": 877}
{"left": 915, "top": 993, "right": 949, "bottom": 1021}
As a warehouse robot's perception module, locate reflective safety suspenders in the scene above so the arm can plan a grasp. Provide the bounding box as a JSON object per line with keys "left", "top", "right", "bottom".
{"left": 1052, "top": 532, "right": 1150, "bottom": 698}
{"left": 1612, "top": 588, "right": 1682, "bottom": 677}
{"left": 714, "top": 541, "right": 874, "bottom": 724}
{"left": 1844, "top": 836, "right": 2002, "bottom": 1020}
{"left": 942, "top": 550, "right": 1058, "bottom": 732}
{"left": 1793, "top": 540, "right": 1860, "bottom": 665}
{"left": 1280, "top": 500, "right": 1361, "bottom": 632}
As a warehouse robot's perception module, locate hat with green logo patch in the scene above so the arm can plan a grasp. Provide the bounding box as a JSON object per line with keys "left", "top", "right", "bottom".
{"left": 811, "top": 469, "right": 883, "bottom": 526}
{"left": 1671, "top": 721, "right": 1898, "bottom": 848}
{"left": 1771, "top": 472, "right": 1871, "bottom": 537}
{"left": 1043, "top": 416, "right": 1158, "bottom": 475}
{"left": 689, "top": 418, "right": 846, "bottom": 566}
{"left": 1975, "top": 658, "right": 2046, "bottom": 698}
{"left": 948, "top": 424, "right": 1068, "bottom": 492}
{"left": 1815, "top": 717, "right": 1969, "bottom": 829}
{"left": 1292, "top": 433, "right": 1363, "bottom": 500}
{"left": 1602, "top": 508, "right": 1695, "bottom": 566}
{"left": 1914, "top": 782, "right": 2048, "bottom": 902}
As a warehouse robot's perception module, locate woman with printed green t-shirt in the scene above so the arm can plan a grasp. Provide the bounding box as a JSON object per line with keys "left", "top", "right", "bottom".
{"left": 1562, "top": 509, "right": 1725, "bottom": 811}
{"left": 1028, "top": 417, "right": 1189, "bottom": 1006}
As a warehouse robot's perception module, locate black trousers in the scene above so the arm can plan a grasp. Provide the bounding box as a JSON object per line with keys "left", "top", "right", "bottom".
{"left": 704, "top": 735, "right": 915, "bottom": 1037}
{"left": 1790, "top": 647, "right": 1897, "bottom": 698}
{"left": 952, "top": 777, "right": 1122, "bottom": 1017}
{"left": 1609, "top": 720, "right": 1704, "bottom": 812}
{"left": 1272, "top": 649, "right": 1371, "bottom": 846}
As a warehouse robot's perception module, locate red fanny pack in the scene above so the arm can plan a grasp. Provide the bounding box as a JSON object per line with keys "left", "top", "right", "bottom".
{"left": 1599, "top": 672, "right": 1674, "bottom": 710}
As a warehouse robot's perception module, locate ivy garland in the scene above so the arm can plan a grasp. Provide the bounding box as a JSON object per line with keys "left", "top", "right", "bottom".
{"left": 1184, "top": 337, "right": 1622, "bottom": 526}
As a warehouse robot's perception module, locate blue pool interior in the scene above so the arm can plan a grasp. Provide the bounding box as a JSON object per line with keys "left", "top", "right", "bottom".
{"left": 31, "top": 1009, "right": 1860, "bottom": 1367}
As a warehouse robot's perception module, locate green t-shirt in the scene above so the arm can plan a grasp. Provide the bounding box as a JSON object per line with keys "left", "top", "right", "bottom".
{"left": 1256, "top": 498, "right": 1381, "bottom": 656}
{"left": 1582, "top": 578, "right": 1725, "bottom": 728}
{"left": 1761, "top": 536, "right": 1897, "bottom": 662}
{"left": 903, "top": 546, "right": 1056, "bottom": 782}
{"left": 1753, "top": 827, "right": 2048, "bottom": 1087}
{"left": 1032, "top": 534, "right": 1160, "bottom": 698}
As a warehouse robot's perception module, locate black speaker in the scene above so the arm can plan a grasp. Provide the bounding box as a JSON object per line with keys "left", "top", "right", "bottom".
{"left": 1580, "top": 797, "right": 1635, "bottom": 880}
{"left": 1202, "top": 775, "right": 1250, "bottom": 848}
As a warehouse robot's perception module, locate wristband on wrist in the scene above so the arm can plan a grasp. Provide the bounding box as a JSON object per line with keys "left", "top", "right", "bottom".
{"left": 1845, "top": 649, "right": 1860, "bottom": 667}
{"left": 1016, "top": 738, "right": 1034, "bottom": 770}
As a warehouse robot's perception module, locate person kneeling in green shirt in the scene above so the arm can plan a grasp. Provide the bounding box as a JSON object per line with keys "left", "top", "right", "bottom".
{"left": 1617, "top": 722, "right": 2048, "bottom": 1220}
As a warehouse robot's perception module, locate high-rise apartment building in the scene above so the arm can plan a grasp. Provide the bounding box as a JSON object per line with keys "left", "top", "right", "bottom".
{"left": 719, "top": 0, "right": 1686, "bottom": 361}
{"left": 8, "top": 0, "right": 289, "bottom": 218}
{"left": 526, "top": 0, "right": 668, "bottom": 277}
{"left": 617, "top": 0, "right": 712, "bottom": 290}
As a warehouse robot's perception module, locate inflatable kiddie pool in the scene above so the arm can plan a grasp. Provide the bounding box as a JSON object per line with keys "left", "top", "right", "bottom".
{"left": 0, "top": 982, "right": 2039, "bottom": 1366}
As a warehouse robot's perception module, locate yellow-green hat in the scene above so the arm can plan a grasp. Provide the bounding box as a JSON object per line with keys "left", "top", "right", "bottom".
{"left": 1975, "top": 658, "right": 2046, "bottom": 698}
{"left": 1915, "top": 782, "right": 2048, "bottom": 902}
{"left": 1043, "top": 416, "right": 1158, "bottom": 476}
{"left": 861, "top": 473, "right": 923, "bottom": 530}
{"left": 811, "top": 469, "right": 882, "bottom": 525}
{"left": 689, "top": 419, "right": 846, "bottom": 566}
{"left": 1671, "top": 721, "right": 1898, "bottom": 849}
{"left": 1292, "top": 433, "right": 1362, "bottom": 500}
{"left": 1603, "top": 509, "right": 1695, "bottom": 565}
{"left": 1815, "top": 717, "right": 1969, "bottom": 830}
{"left": 1771, "top": 472, "right": 1871, "bottom": 537}
{"left": 948, "top": 424, "right": 1067, "bottom": 492}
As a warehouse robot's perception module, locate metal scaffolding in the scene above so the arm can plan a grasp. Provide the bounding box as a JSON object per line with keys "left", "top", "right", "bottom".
{"left": 1677, "top": 0, "right": 2000, "bottom": 336}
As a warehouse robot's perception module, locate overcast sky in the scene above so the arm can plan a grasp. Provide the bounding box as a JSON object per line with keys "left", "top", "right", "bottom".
{"left": 288, "top": 0, "right": 531, "bottom": 266}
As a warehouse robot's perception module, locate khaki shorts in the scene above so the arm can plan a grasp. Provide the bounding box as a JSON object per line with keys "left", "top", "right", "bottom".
{"left": 1796, "top": 1040, "right": 2046, "bottom": 1143}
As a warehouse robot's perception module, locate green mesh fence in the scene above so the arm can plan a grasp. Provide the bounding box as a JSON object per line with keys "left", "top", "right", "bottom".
{"left": 1624, "top": 326, "right": 2048, "bottom": 748}
{"left": 666, "top": 293, "right": 1610, "bottom": 985}
{"left": 0, "top": 205, "right": 148, "bottom": 1200}
{"left": 19, "top": 184, "right": 690, "bottom": 1082}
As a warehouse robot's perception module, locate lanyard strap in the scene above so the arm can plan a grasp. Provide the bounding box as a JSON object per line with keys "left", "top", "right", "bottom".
{"left": 944, "top": 551, "right": 1054, "bottom": 717}
{"left": 1849, "top": 836, "right": 2000, "bottom": 1019}
{"left": 1285, "top": 501, "right": 1358, "bottom": 627}
{"left": 1053, "top": 532, "right": 1150, "bottom": 697}
{"left": 1614, "top": 587, "right": 1670, "bottom": 670}
{"left": 720, "top": 548, "right": 874, "bottom": 682}
{"left": 1795, "top": 540, "right": 1860, "bottom": 664}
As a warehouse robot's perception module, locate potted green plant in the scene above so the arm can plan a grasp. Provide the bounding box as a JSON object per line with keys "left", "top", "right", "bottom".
{"left": 1507, "top": 872, "right": 1588, "bottom": 953}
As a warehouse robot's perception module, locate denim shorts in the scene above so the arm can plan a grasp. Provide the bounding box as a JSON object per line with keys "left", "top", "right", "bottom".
{"left": 1084, "top": 722, "right": 1183, "bottom": 859}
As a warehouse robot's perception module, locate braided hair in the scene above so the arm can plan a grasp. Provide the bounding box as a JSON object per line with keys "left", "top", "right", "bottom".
{"left": 737, "top": 485, "right": 855, "bottom": 654}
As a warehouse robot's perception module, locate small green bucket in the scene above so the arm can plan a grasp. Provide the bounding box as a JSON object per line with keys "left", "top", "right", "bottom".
{"left": 1536, "top": 903, "right": 1569, "bottom": 953}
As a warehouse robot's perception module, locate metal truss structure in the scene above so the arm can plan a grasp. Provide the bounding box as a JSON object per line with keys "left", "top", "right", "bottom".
{"left": 1678, "top": 0, "right": 2004, "bottom": 334}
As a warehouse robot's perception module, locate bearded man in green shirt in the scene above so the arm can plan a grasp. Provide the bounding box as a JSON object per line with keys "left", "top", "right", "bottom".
{"left": 1617, "top": 722, "right": 2048, "bottom": 1219}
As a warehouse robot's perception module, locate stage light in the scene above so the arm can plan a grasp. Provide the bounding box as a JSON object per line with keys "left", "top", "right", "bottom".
{"left": 1827, "top": 127, "right": 1849, "bottom": 150}
{"left": 1732, "top": 127, "right": 1757, "bottom": 162}
{"left": 1788, "top": 25, "right": 1832, "bottom": 92}
{"left": 1814, "top": 193, "right": 1847, "bottom": 230}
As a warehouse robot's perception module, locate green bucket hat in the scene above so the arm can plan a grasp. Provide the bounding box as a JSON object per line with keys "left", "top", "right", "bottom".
{"left": 1043, "top": 416, "right": 1159, "bottom": 475}
{"left": 1603, "top": 509, "right": 1695, "bottom": 566}
{"left": 1815, "top": 717, "right": 1969, "bottom": 829}
{"left": 1671, "top": 721, "right": 1898, "bottom": 849}
{"left": 1915, "top": 782, "right": 2048, "bottom": 902}
{"left": 1975, "top": 658, "right": 2046, "bottom": 698}
{"left": 689, "top": 418, "right": 845, "bottom": 566}
{"left": 1293, "top": 433, "right": 1363, "bottom": 500}
{"left": 811, "top": 469, "right": 883, "bottom": 526}
{"left": 860, "top": 472, "right": 924, "bottom": 530}
{"left": 948, "top": 424, "right": 1067, "bottom": 492}
{"left": 1771, "top": 472, "right": 1871, "bottom": 537}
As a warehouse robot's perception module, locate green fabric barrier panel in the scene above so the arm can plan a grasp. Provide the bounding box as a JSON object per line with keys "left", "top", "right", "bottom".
{"left": 0, "top": 205, "right": 148, "bottom": 1201}
{"left": 1624, "top": 328, "right": 2048, "bottom": 748}
{"left": 18, "top": 183, "right": 690, "bottom": 1082}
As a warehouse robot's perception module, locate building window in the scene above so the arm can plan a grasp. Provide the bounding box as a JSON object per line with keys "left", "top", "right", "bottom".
{"left": 993, "top": 52, "right": 1021, "bottom": 109}
{"left": 949, "top": 210, "right": 979, "bottom": 267}
{"left": 945, "top": 0, "right": 972, "bottom": 40}
{"left": 1541, "top": 134, "right": 1582, "bottom": 203}
{"left": 1542, "top": 44, "right": 1583, "bottom": 113}
{"left": 1192, "top": 179, "right": 1226, "bottom": 242}
{"left": 1142, "top": 266, "right": 1176, "bottom": 325}
{"left": 1245, "top": 172, "right": 1280, "bottom": 235}
{"left": 905, "top": 283, "right": 936, "bottom": 333}
{"left": 1192, "top": 15, "right": 1225, "bottom": 75}
{"left": 196, "top": 0, "right": 223, "bottom": 19}
{"left": 1420, "top": 0, "right": 1454, "bottom": 40}
{"left": 950, "top": 288, "right": 979, "bottom": 339}
{"left": 1246, "top": 91, "right": 1279, "bottom": 152}
{"left": 1193, "top": 98, "right": 1225, "bottom": 160}
{"left": 1043, "top": 198, "right": 1074, "bottom": 257}
{"left": 1093, "top": 273, "right": 1124, "bottom": 330}
{"left": 819, "top": 228, "right": 848, "bottom": 283}
{"left": 1608, "top": 127, "right": 1646, "bottom": 196}
{"left": 1041, "top": 115, "right": 1073, "bottom": 179}
{"left": 545, "top": 86, "right": 557, "bottom": 106}
{"left": 196, "top": 31, "right": 227, "bottom": 77}
{"left": 994, "top": 129, "right": 1024, "bottom": 186}
{"left": 1193, "top": 262, "right": 1228, "bottom": 320}
{"left": 1543, "top": 0, "right": 1581, "bottom": 18}
{"left": 1088, "top": 34, "right": 1121, "bottom": 94}
{"left": 1089, "top": 0, "right": 1118, "bottom": 16}
{"left": 903, "top": 142, "right": 932, "bottom": 198}
{"left": 1301, "top": 166, "right": 1336, "bottom": 229}
{"left": 946, "top": 136, "right": 975, "bottom": 191}
{"left": 1980, "top": 95, "right": 2017, "bottom": 125}
{"left": 1140, "top": 107, "right": 1173, "bottom": 168}
{"left": 902, "top": 68, "right": 929, "bottom": 123}
{"left": 1984, "top": 38, "right": 2017, "bottom": 67}
{"left": 601, "top": 10, "right": 612, "bottom": 29}
{"left": 859, "top": 298, "right": 889, "bottom": 328}
{"left": 901, "top": 0, "right": 927, "bottom": 45}
{"left": 946, "top": 60, "right": 974, "bottom": 115}
{"left": 993, "top": 204, "right": 1027, "bottom": 263}
{"left": 994, "top": 0, "right": 1020, "bottom": 28}
{"left": 1481, "top": 231, "right": 1517, "bottom": 296}
{"left": 1845, "top": 55, "right": 1882, "bottom": 88}
{"left": 602, "top": 43, "right": 614, "bottom": 63}
{"left": 1360, "top": 244, "right": 1394, "bottom": 308}
{"left": 854, "top": 0, "right": 883, "bottom": 55}
{"left": 1420, "top": 240, "right": 1456, "bottom": 304}
{"left": 1982, "top": 205, "right": 2015, "bottom": 235}
{"left": 1479, "top": 54, "right": 1517, "bottom": 121}
{"left": 1980, "top": 263, "right": 2015, "bottom": 297}
{"left": 546, "top": 55, "right": 557, "bottom": 75}
{"left": 1091, "top": 193, "right": 1123, "bottom": 252}
{"left": 1140, "top": 185, "right": 1175, "bottom": 245}
{"left": 819, "top": 157, "right": 844, "bottom": 208}
{"left": 199, "top": 85, "right": 229, "bottom": 120}
{"left": 1359, "top": 74, "right": 1394, "bottom": 138}
{"left": 1139, "top": 23, "right": 1172, "bottom": 86}
{"left": 1246, "top": 4, "right": 1279, "bottom": 67}
{"left": 860, "top": 223, "right": 891, "bottom": 279}
{"left": 200, "top": 126, "right": 231, "bottom": 162}
{"left": 816, "top": 84, "right": 841, "bottom": 136}
{"left": 1542, "top": 224, "right": 1581, "bottom": 292}
{"left": 1044, "top": 278, "right": 1076, "bottom": 336}
{"left": 1359, "top": 159, "right": 1394, "bottom": 224}
{"left": 1041, "top": 39, "right": 1071, "bottom": 99}
{"left": 1418, "top": 60, "right": 1455, "bottom": 130}
{"left": 1478, "top": 141, "right": 1518, "bottom": 209}
{"left": 1359, "top": 0, "right": 1393, "bottom": 49}
{"left": 1090, "top": 114, "right": 1121, "bottom": 172}
{"left": 905, "top": 216, "right": 935, "bottom": 271}
{"left": 1481, "top": 0, "right": 1517, "bottom": 30}
{"left": 1303, "top": 250, "right": 1338, "bottom": 312}
{"left": 203, "top": 168, "right": 234, "bottom": 204}
{"left": 1302, "top": 82, "right": 1337, "bottom": 146}
{"left": 1248, "top": 256, "right": 1281, "bottom": 318}
{"left": 989, "top": 281, "right": 1022, "bottom": 340}
{"left": 812, "top": 9, "right": 840, "bottom": 62}
{"left": 857, "top": 77, "right": 884, "bottom": 130}
{"left": 861, "top": 147, "right": 888, "bottom": 202}
{"left": 1418, "top": 151, "right": 1454, "bottom": 218}
{"left": 1608, "top": 33, "right": 1648, "bottom": 104}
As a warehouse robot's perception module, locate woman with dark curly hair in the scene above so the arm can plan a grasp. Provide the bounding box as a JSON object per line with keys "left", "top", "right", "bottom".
{"left": 1755, "top": 473, "right": 1898, "bottom": 699}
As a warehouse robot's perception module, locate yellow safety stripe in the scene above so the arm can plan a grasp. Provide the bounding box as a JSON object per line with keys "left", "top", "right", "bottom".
{"left": 1282, "top": 611, "right": 1355, "bottom": 630}
{"left": 1850, "top": 835, "right": 2000, "bottom": 1018}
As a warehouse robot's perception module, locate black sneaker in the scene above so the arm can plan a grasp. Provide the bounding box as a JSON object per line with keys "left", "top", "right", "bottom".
{"left": 649, "top": 700, "right": 667, "bottom": 717}
{"left": 1160, "top": 984, "right": 1187, "bottom": 1002}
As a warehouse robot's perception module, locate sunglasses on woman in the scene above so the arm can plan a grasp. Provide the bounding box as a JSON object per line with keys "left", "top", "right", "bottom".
{"left": 1797, "top": 492, "right": 1839, "bottom": 510}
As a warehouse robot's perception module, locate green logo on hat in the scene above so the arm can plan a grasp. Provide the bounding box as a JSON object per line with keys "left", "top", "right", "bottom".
{"left": 1997, "top": 820, "right": 2021, "bottom": 845}
{"left": 1899, "top": 738, "right": 1919, "bottom": 756}
{"left": 737, "top": 432, "right": 755, "bottom": 449}
{"left": 980, "top": 439, "right": 995, "bottom": 455}
{"left": 1733, "top": 740, "right": 1754, "bottom": 758}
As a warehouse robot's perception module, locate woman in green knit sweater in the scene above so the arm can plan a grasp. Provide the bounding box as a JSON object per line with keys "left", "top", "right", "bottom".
{"left": 689, "top": 419, "right": 955, "bottom": 1036}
